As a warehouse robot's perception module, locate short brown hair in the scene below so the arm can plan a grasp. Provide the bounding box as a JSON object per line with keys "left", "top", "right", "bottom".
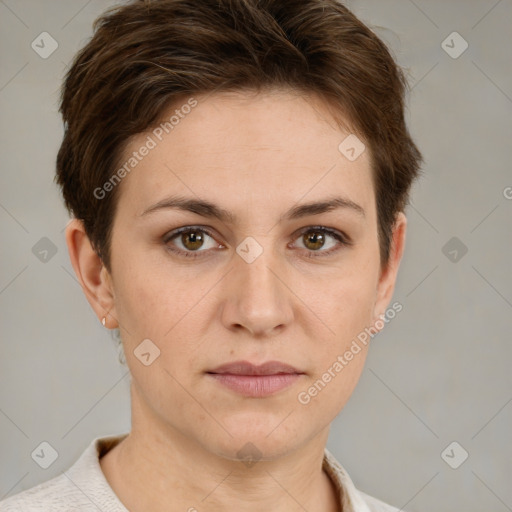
{"left": 56, "top": 0, "right": 423, "bottom": 270}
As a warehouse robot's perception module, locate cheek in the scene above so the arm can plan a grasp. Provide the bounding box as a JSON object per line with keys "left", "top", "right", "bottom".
{"left": 111, "top": 255, "right": 223, "bottom": 375}
{"left": 296, "top": 276, "right": 375, "bottom": 421}
{"left": 331, "top": 283, "right": 376, "bottom": 344}
{"left": 298, "top": 251, "right": 378, "bottom": 410}
{"left": 313, "top": 256, "right": 379, "bottom": 349}
{"left": 115, "top": 274, "right": 194, "bottom": 340}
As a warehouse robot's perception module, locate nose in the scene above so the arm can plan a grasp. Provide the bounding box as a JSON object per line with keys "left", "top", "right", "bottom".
{"left": 220, "top": 246, "right": 294, "bottom": 338}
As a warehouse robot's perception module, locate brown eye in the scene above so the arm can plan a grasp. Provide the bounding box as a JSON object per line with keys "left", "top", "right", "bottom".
{"left": 292, "top": 226, "right": 348, "bottom": 257}
{"left": 164, "top": 227, "right": 220, "bottom": 258}
{"left": 302, "top": 230, "right": 327, "bottom": 251}
{"left": 180, "top": 230, "right": 205, "bottom": 251}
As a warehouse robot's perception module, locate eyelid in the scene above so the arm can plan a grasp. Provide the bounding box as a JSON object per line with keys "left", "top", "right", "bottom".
{"left": 293, "top": 225, "right": 351, "bottom": 245}
{"left": 162, "top": 225, "right": 219, "bottom": 244}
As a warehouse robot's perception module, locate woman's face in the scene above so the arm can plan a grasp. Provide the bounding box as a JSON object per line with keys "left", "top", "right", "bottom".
{"left": 97, "top": 89, "right": 404, "bottom": 460}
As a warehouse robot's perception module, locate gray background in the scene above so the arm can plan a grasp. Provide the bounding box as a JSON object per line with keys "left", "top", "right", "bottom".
{"left": 1, "top": 0, "right": 511, "bottom": 510}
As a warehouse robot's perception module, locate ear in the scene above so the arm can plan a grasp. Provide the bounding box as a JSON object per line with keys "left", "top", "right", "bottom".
{"left": 65, "top": 218, "right": 118, "bottom": 329}
{"left": 372, "top": 212, "right": 407, "bottom": 327}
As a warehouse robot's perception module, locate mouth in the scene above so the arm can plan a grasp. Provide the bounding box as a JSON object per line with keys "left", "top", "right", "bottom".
{"left": 206, "top": 360, "right": 304, "bottom": 398}
{"left": 208, "top": 360, "right": 303, "bottom": 376}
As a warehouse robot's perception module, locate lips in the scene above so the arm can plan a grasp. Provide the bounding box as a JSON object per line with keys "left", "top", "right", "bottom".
{"left": 206, "top": 360, "right": 304, "bottom": 397}
{"left": 207, "top": 360, "right": 303, "bottom": 376}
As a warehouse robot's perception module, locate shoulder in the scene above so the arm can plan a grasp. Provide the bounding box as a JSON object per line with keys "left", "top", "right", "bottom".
{"left": 0, "top": 473, "right": 86, "bottom": 511}
{"left": 0, "top": 433, "right": 129, "bottom": 512}
{"left": 323, "top": 447, "right": 406, "bottom": 512}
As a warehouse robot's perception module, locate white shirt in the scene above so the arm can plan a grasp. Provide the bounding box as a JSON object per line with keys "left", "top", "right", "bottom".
{"left": 0, "top": 433, "right": 403, "bottom": 511}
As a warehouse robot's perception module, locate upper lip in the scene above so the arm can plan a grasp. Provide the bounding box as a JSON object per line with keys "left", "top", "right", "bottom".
{"left": 207, "top": 360, "right": 303, "bottom": 376}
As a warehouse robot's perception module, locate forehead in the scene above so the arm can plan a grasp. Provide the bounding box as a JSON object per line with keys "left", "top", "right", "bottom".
{"left": 114, "top": 89, "right": 375, "bottom": 222}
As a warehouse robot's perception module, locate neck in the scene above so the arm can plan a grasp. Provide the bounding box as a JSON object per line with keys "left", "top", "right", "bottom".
{"left": 100, "top": 382, "right": 341, "bottom": 512}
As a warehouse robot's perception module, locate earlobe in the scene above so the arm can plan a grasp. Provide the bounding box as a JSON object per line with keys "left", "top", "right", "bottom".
{"left": 372, "top": 212, "right": 407, "bottom": 327}
{"left": 65, "top": 218, "right": 118, "bottom": 329}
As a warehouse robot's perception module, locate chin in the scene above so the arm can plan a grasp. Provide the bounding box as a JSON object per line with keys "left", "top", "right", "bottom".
{"left": 209, "top": 415, "right": 307, "bottom": 462}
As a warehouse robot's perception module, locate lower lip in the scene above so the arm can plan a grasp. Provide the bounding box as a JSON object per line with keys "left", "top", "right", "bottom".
{"left": 207, "top": 373, "right": 302, "bottom": 397}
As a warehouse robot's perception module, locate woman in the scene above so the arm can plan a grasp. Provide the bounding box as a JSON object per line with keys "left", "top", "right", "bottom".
{"left": 0, "top": 0, "right": 422, "bottom": 510}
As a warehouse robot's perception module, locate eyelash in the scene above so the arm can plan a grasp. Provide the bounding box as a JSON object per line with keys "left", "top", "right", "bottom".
{"left": 163, "top": 225, "right": 350, "bottom": 260}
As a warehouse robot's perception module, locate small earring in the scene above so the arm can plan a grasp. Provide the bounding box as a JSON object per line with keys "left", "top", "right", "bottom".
{"left": 101, "top": 317, "right": 106, "bottom": 326}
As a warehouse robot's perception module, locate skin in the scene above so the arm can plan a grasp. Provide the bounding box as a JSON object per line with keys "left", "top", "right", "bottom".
{"left": 66, "top": 88, "right": 406, "bottom": 512}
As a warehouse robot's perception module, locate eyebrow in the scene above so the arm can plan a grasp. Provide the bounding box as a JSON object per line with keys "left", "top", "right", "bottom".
{"left": 141, "top": 195, "right": 365, "bottom": 223}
